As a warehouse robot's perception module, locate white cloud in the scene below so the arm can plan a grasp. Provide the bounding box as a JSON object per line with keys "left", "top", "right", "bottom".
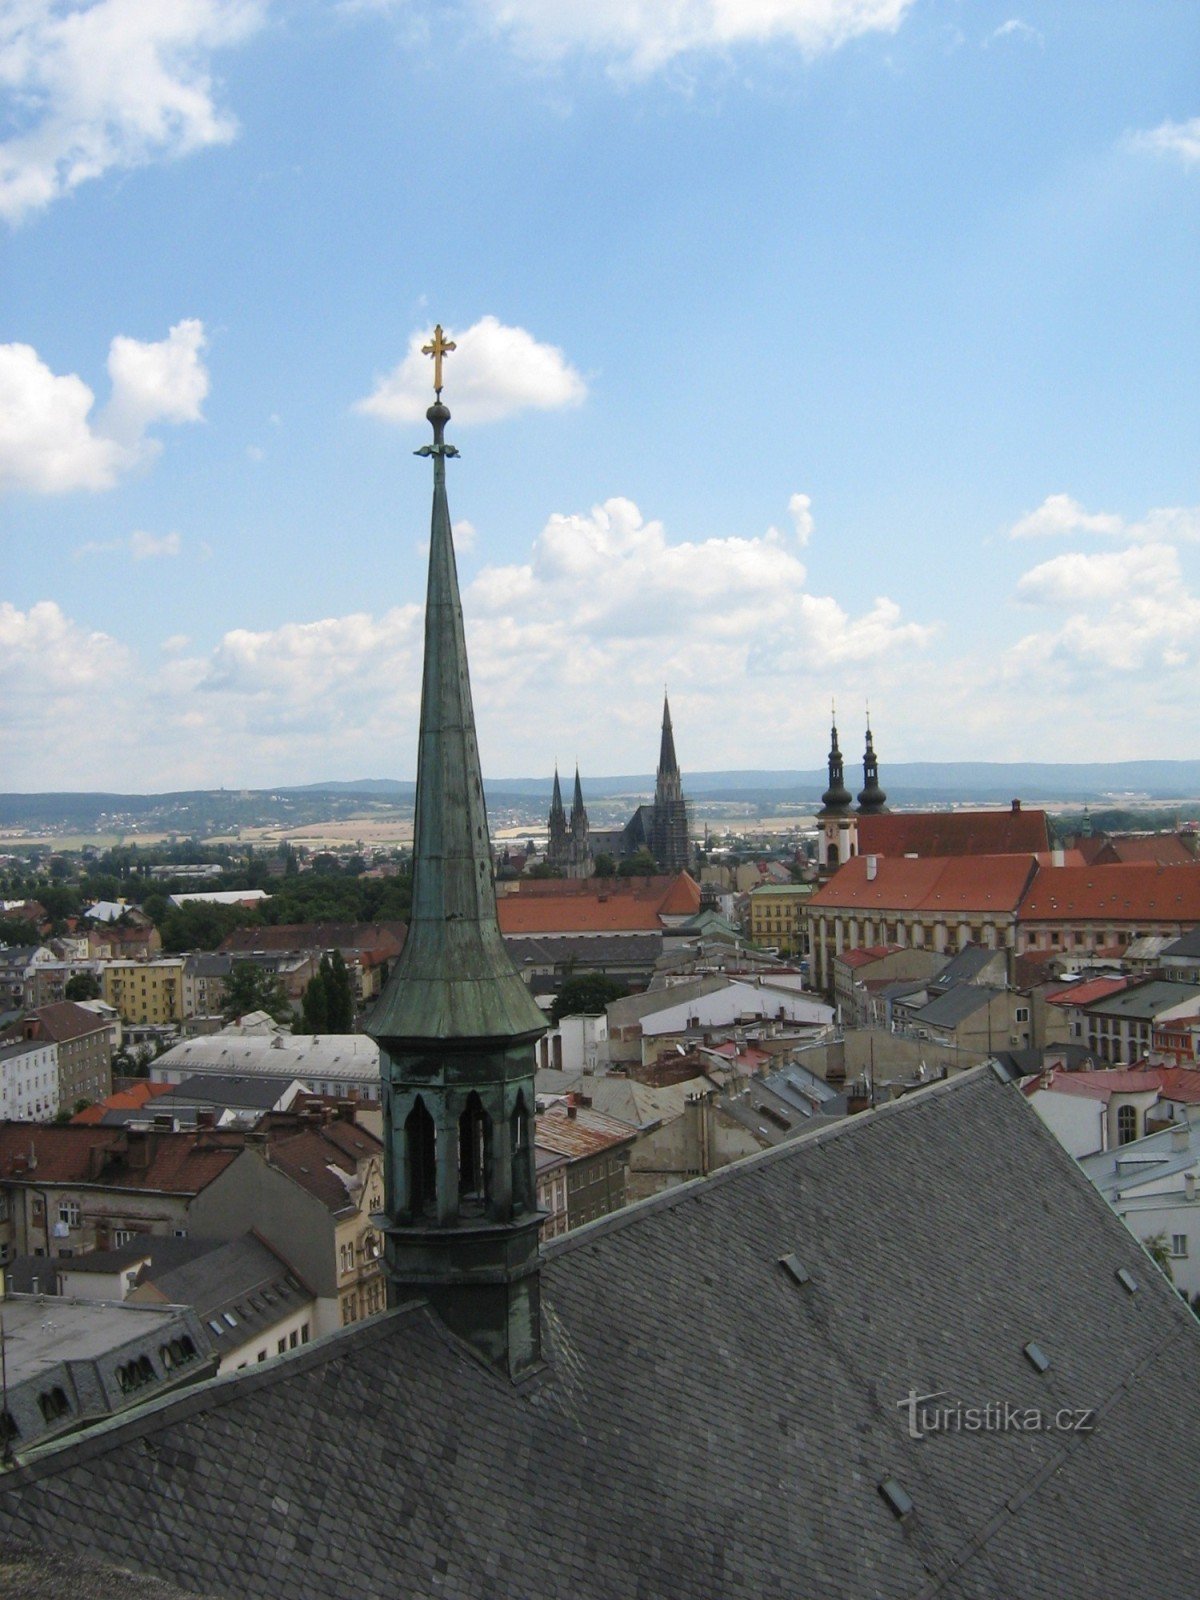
{"left": 76, "top": 529, "right": 183, "bottom": 560}
{"left": 985, "top": 18, "right": 1042, "bottom": 47}
{"left": 357, "top": 316, "right": 586, "bottom": 426}
{"left": 452, "top": 519, "right": 477, "bottom": 553}
{"left": 1128, "top": 116, "right": 1200, "bottom": 168}
{"left": 788, "top": 492, "right": 814, "bottom": 545}
{"left": 1009, "top": 493, "right": 1200, "bottom": 544}
{"left": 0, "top": 0, "right": 264, "bottom": 225}
{"left": 2, "top": 492, "right": 936, "bottom": 786}
{"left": 1010, "top": 541, "right": 1200, "bottom": 676}
{"left": 0, "top": 321, "right": 208, "bottom": 494}
{"left": 475, "top": 0, "right": 916, "bottom": 73}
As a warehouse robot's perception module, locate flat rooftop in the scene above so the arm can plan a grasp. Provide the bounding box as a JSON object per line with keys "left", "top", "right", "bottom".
{"left": 0, "top": 1295, "right": 182, "bottom": 1385}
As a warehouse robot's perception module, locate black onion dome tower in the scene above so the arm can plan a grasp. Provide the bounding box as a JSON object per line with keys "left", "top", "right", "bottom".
{"left": 817, "top": 708, "right": 856, "bottom": 870}
{"left": 366, "top": 331, "right": 547, "bottom": 1380}
{"left": 856, "top": 718, "right": 888, "bottom": 814}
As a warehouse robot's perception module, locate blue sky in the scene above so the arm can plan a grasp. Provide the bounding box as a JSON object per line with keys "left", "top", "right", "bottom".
{"left": 3, "top": 0, "right": 1199, "bottom": 791}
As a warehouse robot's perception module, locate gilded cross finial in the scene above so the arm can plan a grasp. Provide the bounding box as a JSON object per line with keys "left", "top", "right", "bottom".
{"left": 422, "top": 324, "right": 457, "bottom": 397}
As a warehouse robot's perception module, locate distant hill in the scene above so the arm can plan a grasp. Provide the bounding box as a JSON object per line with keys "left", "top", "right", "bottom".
{"left": 3, "top": 762, "right": 1200, "bottom": 838}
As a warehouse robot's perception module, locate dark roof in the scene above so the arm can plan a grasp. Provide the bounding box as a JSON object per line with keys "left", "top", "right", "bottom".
{"left": 144, "top": 1234, "right": 310, "bottom": 1335}
{"left": 25, "top": 1002, "right": 110, "bottom": 1043}
{"left": 910, "top": 984, "right": 1005, "bottom": 1029}
{"left": 156, "top": 1074, "right": 300, "bottom": 1112}
{"left": 2, "top": 1070, "right": 1199, "bottom": 1596}
{"left": 1163, "top": 927, "right": 1200, "bottom": 960}
{"left": 934, "top": 943, "right": 1003, "bottom": 986}
{"left": 0, "top": 1125, "right": 243, "bottom": 1194}
{"left": 0, "top": 1546, "right": 212, "bottom": 1600}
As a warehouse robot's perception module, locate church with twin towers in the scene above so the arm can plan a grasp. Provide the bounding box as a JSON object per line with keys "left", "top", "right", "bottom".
{"left": 546, "top": 695, "right": 692, "bottom": 877}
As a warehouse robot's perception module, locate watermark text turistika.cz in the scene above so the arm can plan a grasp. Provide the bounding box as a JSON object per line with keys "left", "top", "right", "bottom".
{"left": 897, "top": 1390, "right": 1095, "bottom": 1441}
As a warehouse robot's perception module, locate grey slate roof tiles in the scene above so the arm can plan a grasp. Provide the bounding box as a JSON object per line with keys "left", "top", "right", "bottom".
{"left": 1, "top": 1069, "right": 1199, "bottom": 1597}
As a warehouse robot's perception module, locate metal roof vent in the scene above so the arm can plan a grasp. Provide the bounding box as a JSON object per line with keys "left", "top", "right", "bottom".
{"left": 778, "top": 1253, "right": 810, "bottom": 1286}
{"left": 1116, "top": 1267, "right": 1138, "bottom": 1294}
{"left": 878, "top": 1478, "right": 913, "bottom": 1520}
{"left": 1023, "top": 1341, "right": 1050, "bottom": 1374}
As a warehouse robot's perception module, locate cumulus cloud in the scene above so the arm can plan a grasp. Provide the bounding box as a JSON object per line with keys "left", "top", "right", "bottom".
{"left": 474, "top": 0, "right": 916, "bottom": 73}
{"left": 0, "top": 320, "right": 208, "bottom": 494}
{"left": 1010, "top": 540, "right": 1200, "bottom": 676}
{"left": 1127, "top": 116, "right": 1200, "bottom": 168}
{"left": 357, "top": 317, "right": 586, "bottom": 427}
{"left": 0, "top": 0, "right": 264, "bottom": 225}
{"left": 0, "top": 601, "right": 129, "bottom": 716}
{"left": 1009, "top": 493, "right": 1200, "bottom": 544}
{"left": 3, "top": 491, "right": 938, "bottom": 786}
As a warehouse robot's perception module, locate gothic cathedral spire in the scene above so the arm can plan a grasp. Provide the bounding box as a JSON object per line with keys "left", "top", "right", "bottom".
{"left": 650, "top": 693, "right": 691, "bottom": 872}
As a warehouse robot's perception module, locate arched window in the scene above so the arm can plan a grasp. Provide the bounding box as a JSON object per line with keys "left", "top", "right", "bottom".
{"left": 459, "top": 1092, "right": 491, "bottom": 1207}
{"left": 827, "top": 843, "right": 840, "bottom": 868}
{"left": 405, "top": 1098, "right": 437, "bottom": 1217}
{"left": 511, "top": 1092, "right": 532, "bottom": 1215}
{"left": 1117, "top": 1104, "right": 1138, "bottom": 1145}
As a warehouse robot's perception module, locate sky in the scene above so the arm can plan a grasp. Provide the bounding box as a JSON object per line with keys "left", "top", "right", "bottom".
{"left": 3, "top": 0, "right": 1199, "bottom": 793}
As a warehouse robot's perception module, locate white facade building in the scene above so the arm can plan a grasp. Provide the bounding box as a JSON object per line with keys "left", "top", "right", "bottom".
{"left": 0, "top": 1039, "right": 59, "bottom": 1122}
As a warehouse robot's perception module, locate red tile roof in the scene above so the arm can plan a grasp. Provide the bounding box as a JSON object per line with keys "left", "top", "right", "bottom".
{"left": 834, "top": 945, "right": 904, "bottom": 969}
{"left": 1025, "top": 1065, "right": 1200, "bottom": 1104}
{"left": 261, "top": 1119, "right": 383, "bottom": 1215}
{"left": 1018, "top": 863, "right": 1200, "bottom": 923}
{"left": 858, "top": 807, "right": 1050, "bottom": 858}
{"left": 810, "top": 854, "right": 1037, "bottom": 914}
{"left": 1092, "top": 836, "right": 1199, "bottom": 866}
{"left": 1043, "top": 978, "right": 1130, "bottom": 1009}
{"left": 0, "top": 1123, "right": 244, "bottom": 1192}
{"left": 219, "top": 922, "right": 407, "bottom": 957}
{"left": 498, "top": 873, "right": 699, "bottom": 936}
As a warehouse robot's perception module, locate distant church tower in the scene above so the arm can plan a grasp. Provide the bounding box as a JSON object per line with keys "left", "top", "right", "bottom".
{"left": 817, "top": 710, "right": 856, "bottom": 871}
{"left": 547, "top": 767, "right": 569, "bottom": 870}
{"left": 568, "top": 766, "right": 593, "bottom": 879}
{"left": 367, "top": 331, "right": 546, "bottom": 1381}
{"left": 856, "top": 717, "right": 888, "bottom": 815}
{"left": 649, "top": 694, "right": 691, "bottom": 873}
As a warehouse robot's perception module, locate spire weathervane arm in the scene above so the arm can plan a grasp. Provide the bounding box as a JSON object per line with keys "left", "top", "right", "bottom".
{"left": 421, "top": 324, "right": 457, "bottom": 397}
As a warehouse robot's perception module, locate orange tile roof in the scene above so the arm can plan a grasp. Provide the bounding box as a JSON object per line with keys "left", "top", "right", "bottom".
{"left": 858, "top": 808, "right": 1050, "bottom": 858}
{"left": 1018, "top": 863, "right": 1200, "bottom": 923}
{"left": 535, "top": 1104, "right": 637, "bottom": 1160}
{"left": 834, "top": 945, "right": 904, "bottom": 969}
{"left": 1093, "top": 836, "right": 1199, "bottom": 866}
{"left": 498, "top": 873, "right": 699, "bottom": 935}
{"left": 809, "top": 854, "right": 1037, "bottom": 915}
{"left": 1025, "top": 1065, "right": 1200, "bottom": 1104}
{"left": 72, "top": 1081, "right": 173, "bottom": 1124}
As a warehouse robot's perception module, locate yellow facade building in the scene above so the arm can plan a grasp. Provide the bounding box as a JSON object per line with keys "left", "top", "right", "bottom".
{"left": 101, "top": 959, "right": 185, "bottom": 1025}
{"left": 747, "top": 883, "right": 813, "bottom": 957}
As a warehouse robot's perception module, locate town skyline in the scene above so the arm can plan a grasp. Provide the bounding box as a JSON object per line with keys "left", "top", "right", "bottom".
{"left": 5, "top": 1, "right": 1199, "bottom": 791}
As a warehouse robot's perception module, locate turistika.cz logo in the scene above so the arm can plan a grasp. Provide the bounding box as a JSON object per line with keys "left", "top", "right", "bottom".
{"left": 896, "top": 1389, "right": 1096, "bottom": 1441}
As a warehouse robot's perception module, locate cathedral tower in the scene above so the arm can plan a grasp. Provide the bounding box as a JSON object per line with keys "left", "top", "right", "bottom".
{"left": 366, "top": 332, "right": 546, "bottom": 1380}
{"left": 547, "top": 767, "right": 569, "bottom": 870}
{"left": 650, "top": 694, "right": 691, "bottom": 872}
{"left": 568, "top": 765, "right": 593, "bottom": 879}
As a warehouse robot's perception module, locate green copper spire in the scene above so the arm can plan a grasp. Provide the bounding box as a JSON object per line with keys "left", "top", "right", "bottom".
{"left": 368, "top": 397, "right": 545, "bottom": 1046}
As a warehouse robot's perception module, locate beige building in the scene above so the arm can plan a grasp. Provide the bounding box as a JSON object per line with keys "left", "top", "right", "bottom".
{"left": 748, "top": 883, "right": 813, "bottom": 957}
{"left": 102, "top": 959, "right": 185, "bottom": 1025}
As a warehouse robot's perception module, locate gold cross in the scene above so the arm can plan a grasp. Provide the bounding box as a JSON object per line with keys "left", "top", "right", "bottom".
{"left": 421, "top": 324, "right": 457, "bottom": 395}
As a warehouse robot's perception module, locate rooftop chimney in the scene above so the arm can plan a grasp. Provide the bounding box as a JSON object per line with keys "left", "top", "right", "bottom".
{"left": 1011, "top": 799, "right": 1022, "bottom": 812}
{"left": 866, "top": 855, "right": 878, "bottom": 881}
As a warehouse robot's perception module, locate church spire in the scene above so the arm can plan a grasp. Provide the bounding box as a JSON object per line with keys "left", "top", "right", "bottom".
{"left": 856, "top": 710, "right": 888, "bottom": 814}
{"left": 547, "top": 765, "right": 568, "bottom": 869}
{"left": 650, "top": 692, "right": 691, "bottom": 872}
{"left": 658, "top": 692, "right": 679, "bottom": 779}
{"left": 819, "top": 706, "right": 852, "bottom": 814}
{"left": 367, "top": 342, "right": 545, "bottom": 1381}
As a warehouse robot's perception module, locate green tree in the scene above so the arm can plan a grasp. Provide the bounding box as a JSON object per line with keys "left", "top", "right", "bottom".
{"left": 65, "top": 972, "right": 101, "bottom": 1002}
{"left": 222, "top": 961, "right": 292, "bottom": 1024}
{"left": 527, "top": 863, "right": 565, "bottom": 879}
{"left": 550, "top": 973, "right": 628, "bottom": 1024}
{"left": 617, "top": 848, "right": 658, "bottom": 878}
{"left": 592, "top": 853, "right": 617, "bottom": 878}
{"left": 300, "top": 972, "right": 329, "bottom": 1034}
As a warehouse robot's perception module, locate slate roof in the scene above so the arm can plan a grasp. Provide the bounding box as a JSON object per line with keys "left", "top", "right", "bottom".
{"left": 909, "top": 984, "right": 1005, "bottom": 1029}
{"left": 1083, "top": 979, "right": 1200, "bottom": 1021}
{"left": 2, "top": 1069, "right": 1200, "bottom": 1598}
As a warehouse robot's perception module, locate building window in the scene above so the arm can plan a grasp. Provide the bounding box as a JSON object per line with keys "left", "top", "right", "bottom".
{"left": 511, "top": 1093, "right": 532, "bottom": 1214}
{"left": 113, "top": 1229, "right": 134, "bottom": 1247}
{"left": 342, "top": 1295, "right": 356, "bottom": 1326}
{"left": 1015, "top": 1007, "right": 1030, "bottom": 1024}
{"left": 301, "top": 1323, "right": 310, "bottom": 1344}
{"left": 58, "top": 1201, "right": 81, "bottom": 1230}
{"left": 277, "top": 1338, "right": 287, "bottom": 1355}
{"left": 1172, "top": 1234, "right": 1188, "bottom": 1258}
{"left": 1117, "top": 1105, "right": 1138, "bottom": 1145}
{"left": 37, "top": 1386, "right": 71, "bottom": 1422}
